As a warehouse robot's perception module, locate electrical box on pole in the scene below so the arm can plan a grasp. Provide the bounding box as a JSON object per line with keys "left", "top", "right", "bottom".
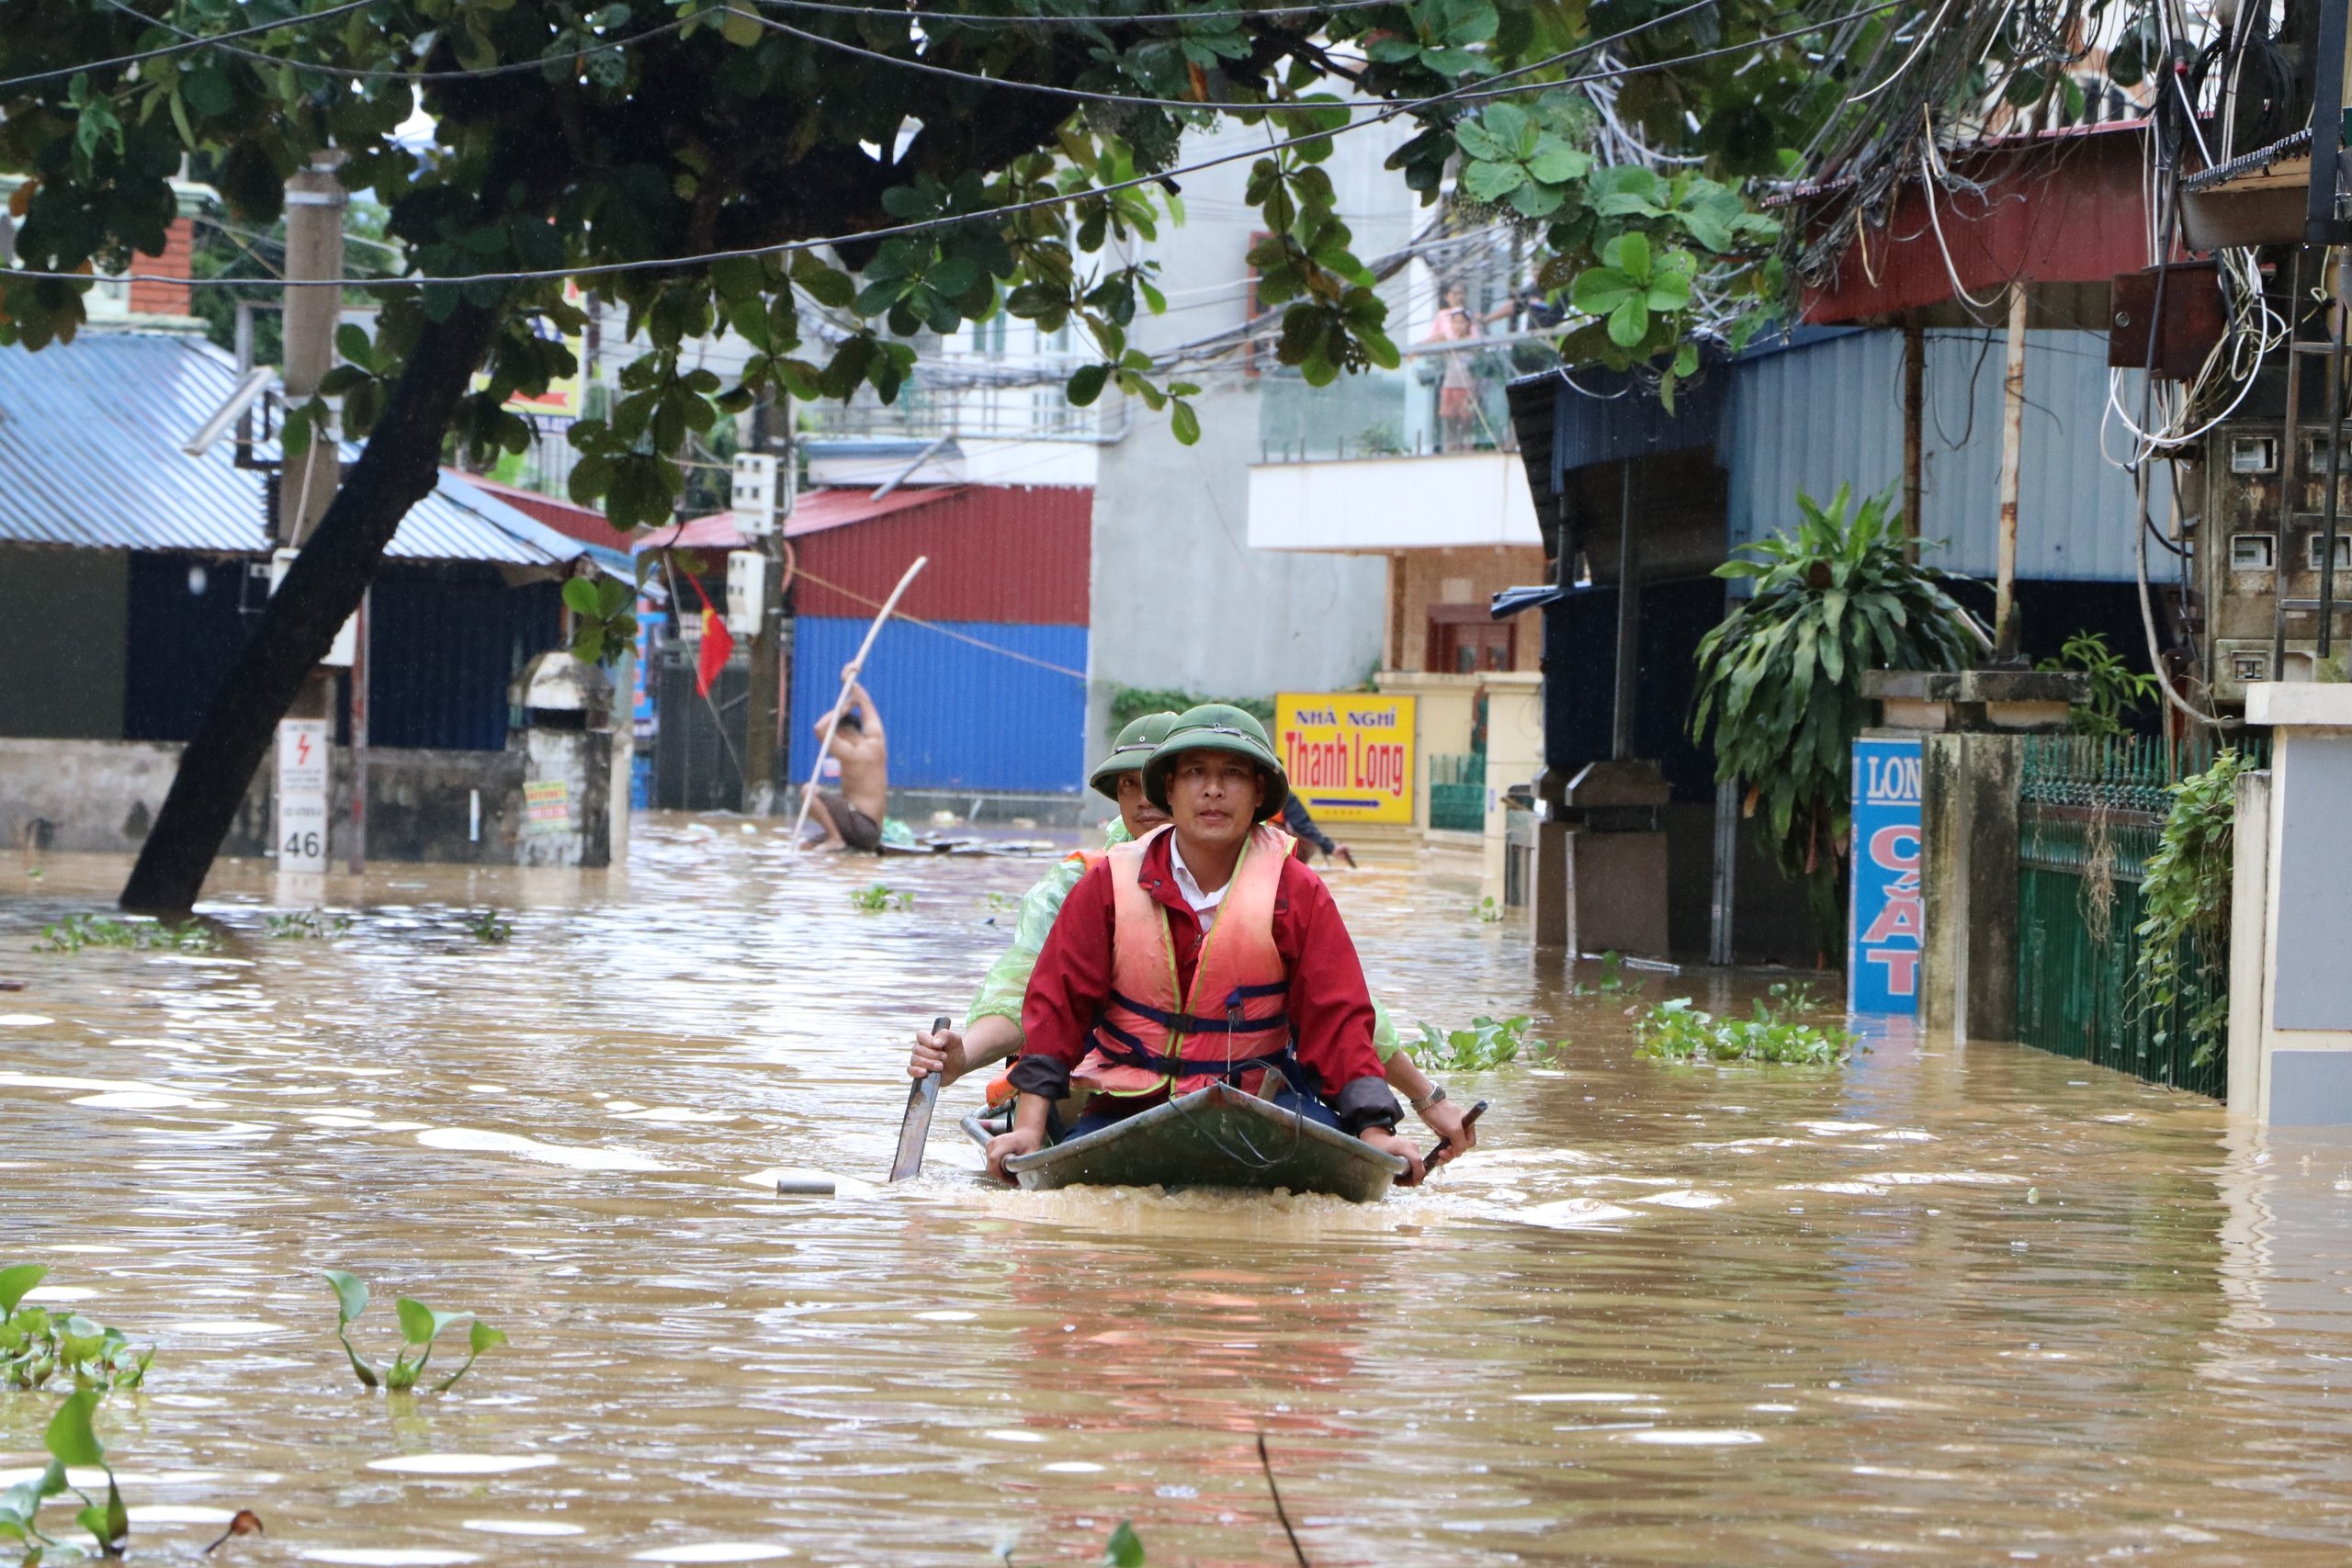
{"left": 731, "top": 453, "right": 782, "bottom": 536}
{"left": 726, "top": 549, "right": 782, "bottom": 639}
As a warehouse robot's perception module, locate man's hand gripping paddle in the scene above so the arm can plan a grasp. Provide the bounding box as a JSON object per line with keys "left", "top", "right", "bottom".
{"left": 889, "top": 1017, "right": 952, "bottom": 1181}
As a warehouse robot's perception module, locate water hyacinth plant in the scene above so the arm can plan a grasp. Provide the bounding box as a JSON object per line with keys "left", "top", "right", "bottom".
{"left": 33, "top": 913, "right": 217, "bottom": 953}
{"left": 0, "top": 1389, "right": 128, "bottom": 1562}
{"left": 1413, "top": 1015, "right": 1562, "bottom": 1071}
{"left": 1634, "top": 986, "right": 1854, "bottom": 1066}
{"left": 1691, "top": 484, "right": 1985, "bottom": 942}
{"left": 323, "top": 1271, "right": 505, "bottom": 1393}
{"left": 851, "top": 884, "right": 914, "bottom": 913}
{"left": 0, "top": 1267, "right": 150, "bottom": 1393}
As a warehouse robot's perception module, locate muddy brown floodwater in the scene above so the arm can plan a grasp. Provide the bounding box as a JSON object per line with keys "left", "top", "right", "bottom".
{"left": 6, "top": 818, "right": 2352, "bottom": 1565}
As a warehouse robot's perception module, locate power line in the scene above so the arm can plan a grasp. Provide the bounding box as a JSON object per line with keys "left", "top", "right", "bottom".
{"left": 85, "top": 0, "right": 693, "bottom": 83}
{"left": 1, "top": 0, "right": 1865, "bottom": 293}
{"left": 758, "top": 0, "right": 1406, "bottom": 24}
{"left": 0, "top": 0, "right": 379, "bottom": 92}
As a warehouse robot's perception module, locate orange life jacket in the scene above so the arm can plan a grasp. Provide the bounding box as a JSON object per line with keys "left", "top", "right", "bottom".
{"left": 1070, "top": 823, "right": 1296, "bottom": 1099}
{"left": 983, "top": 843, "right": 1111, "bottom": 1111}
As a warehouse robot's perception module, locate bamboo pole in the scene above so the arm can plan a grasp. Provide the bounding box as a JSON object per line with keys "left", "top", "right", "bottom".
{"left": 1992, "top": 281, "right": 2027, "bottom": 662}
{"left": 788, "top": 555, "right": 928, "bottom": 852}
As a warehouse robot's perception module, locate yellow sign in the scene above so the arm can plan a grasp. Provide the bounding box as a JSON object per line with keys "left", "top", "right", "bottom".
{"left": 1274, "top": 694, "right": 1416, "bottom": 826}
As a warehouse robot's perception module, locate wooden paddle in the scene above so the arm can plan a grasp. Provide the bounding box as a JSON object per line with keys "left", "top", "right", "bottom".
{"left": 1421, "top": 1100, "right": 1487, "bottom": 1174}
{"left": 888, "top": 1016, "right": 952, "bottom": 1182}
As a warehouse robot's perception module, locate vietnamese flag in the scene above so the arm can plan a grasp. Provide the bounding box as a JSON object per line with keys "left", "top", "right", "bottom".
{"left": 688, "top": 572, "right": 734, "bottom": 697}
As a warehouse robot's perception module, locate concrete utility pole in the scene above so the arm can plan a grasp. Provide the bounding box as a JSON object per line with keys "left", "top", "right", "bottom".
{"left": 741, "top": 395, "right": 795, "bottom": 813}
{"left": 1992, "top": 280, "right": 2027, "bottom": 663}
{"left": 278, "top": 153, "right": 345, "bottom": 548}
{"left": 275, "top": 152, "right": 357, "bottom": 874}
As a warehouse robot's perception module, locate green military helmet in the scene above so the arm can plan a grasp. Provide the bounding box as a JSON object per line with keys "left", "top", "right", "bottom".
{"left": 1143, "top": 703, "right": 1289, "bottom": 821}
{"left": 1088, "top": 710, "right": 1181, "bottom": 801}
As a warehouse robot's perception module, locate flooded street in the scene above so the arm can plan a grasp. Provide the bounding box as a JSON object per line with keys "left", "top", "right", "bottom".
{"left": 6, "top": 818, "right": 2352, "bottom": 1564}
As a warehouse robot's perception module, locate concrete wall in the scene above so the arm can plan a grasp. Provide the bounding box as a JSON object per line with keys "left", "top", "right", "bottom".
{"left": 1389, "top": 546, "right": 1548, "bottom": 673}
{"left": 0, "top": 737, "right": 531, "bottom": 865}
{"left": 1084, "top": 119, "right": 1418, "bottom": 776}
{"left": 0, "top": 547, "right": 129, "bottom": 739}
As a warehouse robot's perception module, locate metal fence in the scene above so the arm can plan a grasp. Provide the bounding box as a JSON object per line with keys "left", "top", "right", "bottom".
{"left": 2014, "top": 733, "right": 2258, "bottom": 1099}
{"left": 1428, "top": 751, "right": 1486, "bottom": 833}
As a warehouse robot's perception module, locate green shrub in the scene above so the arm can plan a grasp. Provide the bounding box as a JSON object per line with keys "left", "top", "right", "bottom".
{"left": 2134, "top": 748, "right": 2252, "bottom": 1067}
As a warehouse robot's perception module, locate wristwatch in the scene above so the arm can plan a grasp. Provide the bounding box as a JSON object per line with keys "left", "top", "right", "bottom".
{"left": 1409, "top": 1084, "right": 1448, "bottom": 1112}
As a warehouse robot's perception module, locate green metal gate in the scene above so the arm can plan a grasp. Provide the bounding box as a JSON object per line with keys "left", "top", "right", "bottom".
{"left": 1428, "top": 752, "right": 1486, "bottom": 833}
{"left": 2014, "top": 735, "right": 2241, "bottom": 1098}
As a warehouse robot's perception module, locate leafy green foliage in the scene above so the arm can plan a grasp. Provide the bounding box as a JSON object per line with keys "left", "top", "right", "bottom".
{"left": 2038, "top": 631, "right": 2156, "bottom": 739}
{"left": 850, "top": 884, "right": 913, "bottom": 913}
{"left": 33, "top": 913, "right": 217, "bottom": 953}
{"left": 1634, "top": 985, "right": 1852, "bottom": 1066}
{"left": 0, "top": 1387, "right": 129, "bottom": 1561}
{"left": 1568, "top": 951, "right": 1643, "bottom": 998}
{"left": 1413, "top": 1013, "right": 1560, "bottom": 1070}
{"left": 265, "top": 908, "right": 352, "bottom": 939}
{"left": 1, "top": 1287, "right": 153, "bottom": 1397}
{"left": 996, "top": 1518, "right": 1146, "bottom": 1567}
{"left": 1692, "top": 485, "right": 1985, "bottom": 940}
{"left": 1107, "top": 686, "right": 1274, "bottom": 738}
{"left": 563, "top": 574, "right": 640, "bottom": 668}
{"left": 322, "top": 1270, "right": 504, "bottom": 1394}
{"left": 463, "top": 910, "right": 514, "bottom": 944}
{"left": 2133, "top": 748, "right": 2251, "bottom": 1068}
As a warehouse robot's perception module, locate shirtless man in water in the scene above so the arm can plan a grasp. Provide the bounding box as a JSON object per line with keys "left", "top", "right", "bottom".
{"left": 805, "top": 671, "right": 888, "bottom": 852}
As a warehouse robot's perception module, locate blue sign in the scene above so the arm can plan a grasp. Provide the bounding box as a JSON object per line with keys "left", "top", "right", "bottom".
{"left": 1849, "top": 737, "right": 1924, "bottom": 1014}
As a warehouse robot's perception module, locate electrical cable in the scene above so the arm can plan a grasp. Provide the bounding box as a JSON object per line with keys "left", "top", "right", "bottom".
{"left": 755, "top": 0, "right": 1409, "bottom": 25}
{"left": 6, "top": 0, "right": 1836, "bottom": 292}
{"left": 85, "top": 0, "right": 695, "bottom": 84}
{"left": 0, "top": 0, "right": 379, "bottom": 93}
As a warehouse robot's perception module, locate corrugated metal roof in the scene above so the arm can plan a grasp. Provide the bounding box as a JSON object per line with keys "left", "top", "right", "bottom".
{"left": 1720, "top": 328, "right": 2168, "bottom": 583}
{"left": 0, "top": 331, "right": 611, "bottom": 571}
{"left": 669, "top": 485, "right": 1093, "bottom": 625}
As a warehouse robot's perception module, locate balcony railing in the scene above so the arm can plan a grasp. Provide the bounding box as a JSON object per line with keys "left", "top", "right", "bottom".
{"left": 1259, "top": 336, "right": 1563, "bottom": 464}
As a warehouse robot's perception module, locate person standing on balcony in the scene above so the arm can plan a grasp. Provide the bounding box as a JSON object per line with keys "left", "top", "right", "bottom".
{"left": 1425, "top": 281, "right": 1483, "bottom": 453}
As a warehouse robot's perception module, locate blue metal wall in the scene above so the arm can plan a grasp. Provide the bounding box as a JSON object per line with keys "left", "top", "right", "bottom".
{"left": 788, "top": 616, "right": 1088, "bottom": 794}
{"left": 369, "top": 567, "right": 563, "bottom": 750}
{"left": 1719, "top": 329, "right": 2165, "bottom": 582}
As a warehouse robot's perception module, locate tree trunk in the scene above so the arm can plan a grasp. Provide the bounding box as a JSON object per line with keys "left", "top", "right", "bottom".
{"left": 120, "top": 301, "right": 501, "bottom": 914}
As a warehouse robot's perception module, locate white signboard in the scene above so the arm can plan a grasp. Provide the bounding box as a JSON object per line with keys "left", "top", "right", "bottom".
{"left": 276, "top": 717, "right": 331, "bottom": 873}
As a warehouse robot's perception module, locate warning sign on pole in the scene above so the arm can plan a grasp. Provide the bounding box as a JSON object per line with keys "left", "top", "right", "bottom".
{"left": 276, "top": 717, "right": 331, "bottom": 873}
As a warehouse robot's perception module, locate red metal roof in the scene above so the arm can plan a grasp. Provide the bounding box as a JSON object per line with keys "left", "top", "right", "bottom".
{"left": 444, "top": 470, "right": 629, "bottom": 549}
{"left": 1799, "top": 123, "right": 2154, "bottom": 324}
{"left": 796, "top": 484, "right": 1091, "bottom": 626}
{"left": 653, "top": 484, "right": 1093, "bottom": 626}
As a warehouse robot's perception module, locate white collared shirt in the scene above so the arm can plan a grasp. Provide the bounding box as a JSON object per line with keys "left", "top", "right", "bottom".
{"left": 1167, "top": 837, "right": 1228, "bottom": 934}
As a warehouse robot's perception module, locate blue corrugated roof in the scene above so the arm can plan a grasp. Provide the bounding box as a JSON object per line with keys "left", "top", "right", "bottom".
{"left": 0, "top": 331, "right": 606, "bottom": 570}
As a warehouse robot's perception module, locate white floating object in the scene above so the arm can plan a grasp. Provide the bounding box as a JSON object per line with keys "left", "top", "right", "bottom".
{"left": 415, "top": 1128, "right": 671, "bottom": 1172}
{"left": 0, "top": 1014, "right": 55, "bottom": 1027}
{"left": 461, "top": 1520, "right": 587, "bottom": 1538}
{"left": 982, "top": 1429, "right": 1046, "bottom": 1444}
{"left": 23, "top": 1285, "right": 97, "bottom": 1303}
{"left": 631, "top": 1546, "right": 793, "bottom": 1563}
{"left": 746, "top": 1167, "right": 873, "bottom": 1197}
{"left": 366, "top": 1454, "right": 559, "bottom": 1476}
{"left": 1041, "top": 1461, "right": 1104, "bottom": 1473}
{"left": 1620, "top": 1429, "right": 1763, "bottom": 1446}
{"left": 914, "top": 1310, "right": 976, "bottom": 1323}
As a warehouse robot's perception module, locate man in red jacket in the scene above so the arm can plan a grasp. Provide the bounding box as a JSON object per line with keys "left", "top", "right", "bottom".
{"left": 985, "top": 705, "right": 1423, "bottom": 1183}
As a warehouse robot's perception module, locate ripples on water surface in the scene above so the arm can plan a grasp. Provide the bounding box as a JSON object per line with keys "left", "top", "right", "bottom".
{"left": 5, "top": 817, "right": 2352, "bottom": 1563}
